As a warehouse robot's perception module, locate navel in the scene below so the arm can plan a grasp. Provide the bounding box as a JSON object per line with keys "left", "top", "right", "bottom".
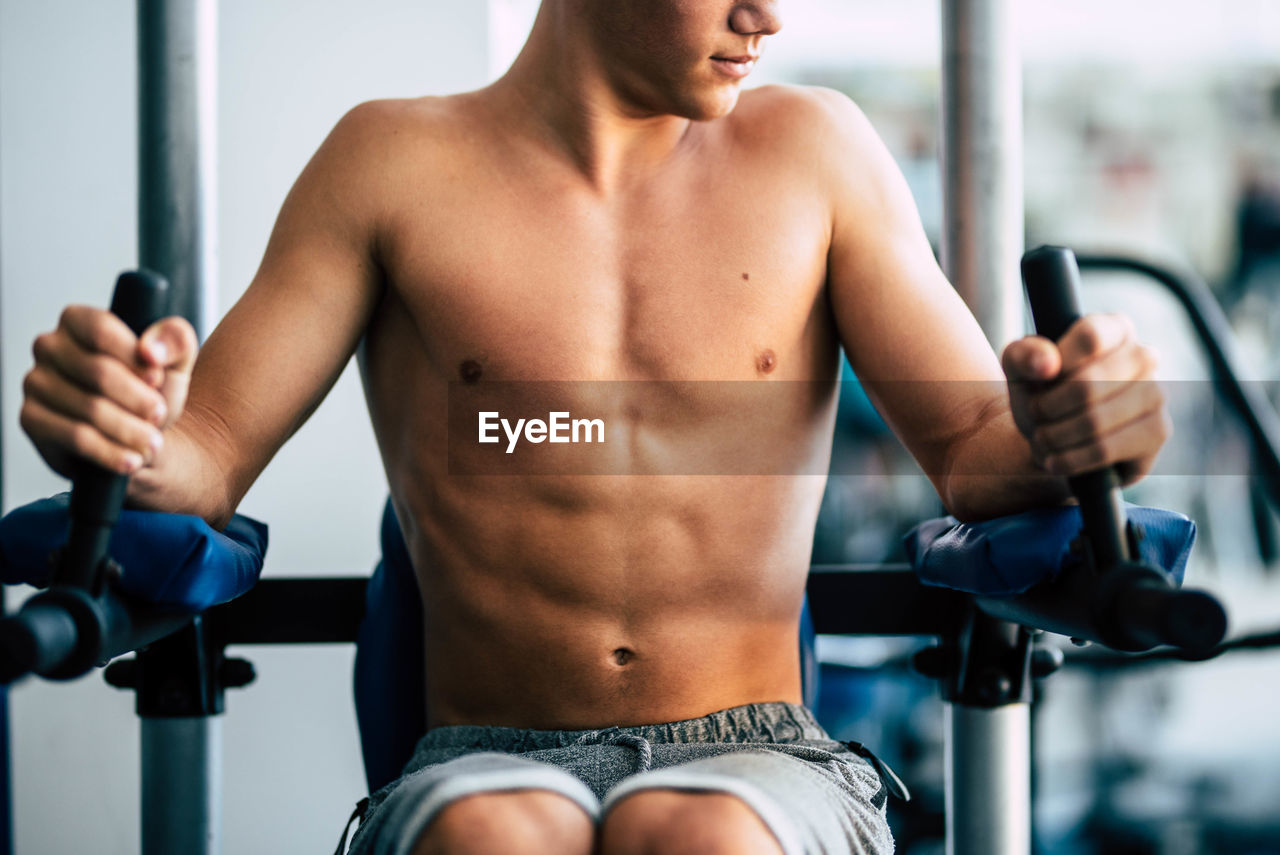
{"left": 756, "top": 348, "right": 777, "bottom": 375}
{"left": 612, "top": 647, "right": 635, "bottom": 666}
{"left": 459, "top": 359, "right": 483, "bottom": 384}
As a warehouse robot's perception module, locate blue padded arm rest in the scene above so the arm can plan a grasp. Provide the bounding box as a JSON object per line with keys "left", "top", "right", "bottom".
{"left": 903, "top": 503, "right": 1195, "bottom": 596}
{"left": 0, "top": 494, "right": 267, "bottom": 612}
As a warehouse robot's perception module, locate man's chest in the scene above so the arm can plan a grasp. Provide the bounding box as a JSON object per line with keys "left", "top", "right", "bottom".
{"left": 380, "top": 173, "right": 835, "bottom": 383}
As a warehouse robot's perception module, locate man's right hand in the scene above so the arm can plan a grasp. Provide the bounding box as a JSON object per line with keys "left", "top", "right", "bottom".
{"left": 20, "top": 307, "right": 198, "bottom": 478}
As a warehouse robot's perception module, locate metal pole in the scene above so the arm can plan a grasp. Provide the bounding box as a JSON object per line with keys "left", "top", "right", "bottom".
{"left": 138, "top": 0, "right": 218, "bottom": 339}
{"left": 0, "top": 194, "right": 11, "bottom": 855}
{"left": 939, "top": 2, "right": 1031, "bottom": 853}
{"left": 137, "top": 3, "right": 220, "bottom": 853}
{"left": 142, "top": 718, "right": 223, "bottom": 855}
{"left": 940, "top": 0, "right": 1024, "bottom": 349}
{"left": 945, "top": 704, "right": 1031, "bottom": 855}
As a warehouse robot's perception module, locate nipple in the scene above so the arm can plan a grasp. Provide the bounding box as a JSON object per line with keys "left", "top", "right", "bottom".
{"left": 459, "top": 359, "right": 483, "bottom": 384}
{"left": 756, "top": 349, "right": 777, "bottom": 374}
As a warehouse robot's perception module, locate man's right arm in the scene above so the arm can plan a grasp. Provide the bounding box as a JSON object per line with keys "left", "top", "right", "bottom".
{"left": 20, "top": 101, "right": 399, "bottom": 529}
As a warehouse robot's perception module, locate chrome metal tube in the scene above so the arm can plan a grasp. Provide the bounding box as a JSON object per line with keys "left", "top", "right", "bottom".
{"left": 939, "top": 6, "right": 1032, "bottom": 842}
{"left": 142, "top": 717, "right": 222, "bottom": 855}
{"left": 137, "top": 0, "right": 218, "bottom": 338}
{"left": 945, "top": 703, "right": 1031, "bottom": 855}
{"left": 137, "top": 4, "right": 220, "bottom": 854}
{"left": 940, "top": 0, "right": 1024, "bottom": 349}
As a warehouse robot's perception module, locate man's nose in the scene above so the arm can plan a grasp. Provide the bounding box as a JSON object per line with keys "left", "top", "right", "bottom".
{"left": 729, "top": 2, "right": 782, "bottom": 37}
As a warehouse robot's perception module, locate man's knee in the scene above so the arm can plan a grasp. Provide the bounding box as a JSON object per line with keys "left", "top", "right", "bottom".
{"left": 599, "top": 789, "right": 785, "bottom": 855}
{"left": 411, "top": 790, "right": 594, "bottom": 855}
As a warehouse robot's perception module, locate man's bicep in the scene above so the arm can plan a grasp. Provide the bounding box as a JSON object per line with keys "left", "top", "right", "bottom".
{"left": 821, "top": 95, "right": 1007, "bottom": 477}
{"left": 178, "top": 105, "right": 390, "bottom": 513}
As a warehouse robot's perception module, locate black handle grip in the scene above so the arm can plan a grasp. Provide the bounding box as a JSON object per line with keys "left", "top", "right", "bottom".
{"left": 109, "top": 269, "right": 170, "bottom": 336}
{"left": 1094, "top": 564, "right": 1228, "bottom": 653}
{"left": 0, "top": 598, "right": 79, "bottom": 683}
{"left": 0, "top": 583, "right": 194, "bottom": 684}
{"left": 1020, "top": 246, "right": 1130, "bottom": 569}
{"left": 1021, "top": 246, "right": 1085, "bottom": 341}
{"left": 977, "top": 562, "right": 1229, "bottom": 654}
{"left": 57, "top": 270, "right": 170, "bottom": 591}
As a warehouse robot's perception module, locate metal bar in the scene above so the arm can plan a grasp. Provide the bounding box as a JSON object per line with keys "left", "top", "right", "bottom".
{"left": 207, "top": 572, "right": 958, "bottom": 647}
{"left": 138, "top": 0, "right": 218, "bottom": 338}
{"left": 946, "top": 703, "right": 1031, "bottom": 855}
{"left": 806, "top": 566, "right": 963, "bottom": 636}
{"left": 209, "top": 578, "right": 369, "bottom": 645}
{"left": 939, "top": 3, "right": 1031, "bottom": 852}
{"left": 0, "top": 105, "right": 11, "bottom": 854}
{"left": 940, "top": 0, "right": 1024, "bottom": 349}
{"left": 137, "top": 4, "right": 219, "bottom": 854}
{"left": 142, "top": 717, "right": 222, "bottom": 855}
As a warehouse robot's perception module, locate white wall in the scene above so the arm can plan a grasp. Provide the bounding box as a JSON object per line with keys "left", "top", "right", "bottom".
{"left": 1, "top": 2, "right": 491, "bottom": 853}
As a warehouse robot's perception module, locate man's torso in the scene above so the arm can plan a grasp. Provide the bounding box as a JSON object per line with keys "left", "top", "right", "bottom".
{"left": 356, "top": 86, "right": 848, "bottom": 729}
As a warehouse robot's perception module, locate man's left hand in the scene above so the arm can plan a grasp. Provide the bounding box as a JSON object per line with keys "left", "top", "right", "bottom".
{"left": 1001, "top": 313, "right": 1171, "bottom": 486}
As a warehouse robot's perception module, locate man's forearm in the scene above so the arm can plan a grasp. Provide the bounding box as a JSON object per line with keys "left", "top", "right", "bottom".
{"left": 938, "top": 404, "right": 1072, "bottom": 523}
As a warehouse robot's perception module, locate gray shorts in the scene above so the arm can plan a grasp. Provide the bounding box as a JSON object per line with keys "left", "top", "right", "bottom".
{"left": 343, "top": 702, "right": 895, "bottom": 855}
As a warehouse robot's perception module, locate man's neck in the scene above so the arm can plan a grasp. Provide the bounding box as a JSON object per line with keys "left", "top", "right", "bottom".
{"left": 488, "top": 7, "right": 700, "bottom": 194}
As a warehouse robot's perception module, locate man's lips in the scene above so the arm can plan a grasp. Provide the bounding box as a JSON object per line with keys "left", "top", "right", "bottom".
{"left": 710, "top": 55, "right": 758, "bottom": 79}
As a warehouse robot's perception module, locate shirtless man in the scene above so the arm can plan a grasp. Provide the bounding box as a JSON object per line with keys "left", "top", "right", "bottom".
{"left": 19, "top": 1, "right": 1168, "bottom": 853}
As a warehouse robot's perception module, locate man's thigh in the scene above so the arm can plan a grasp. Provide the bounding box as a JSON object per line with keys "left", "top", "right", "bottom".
{"left": 600, "top": 746, "right": 895, "bottom": 855}
{"left": 345, "top": 752, "right": 600, "bottom": 855}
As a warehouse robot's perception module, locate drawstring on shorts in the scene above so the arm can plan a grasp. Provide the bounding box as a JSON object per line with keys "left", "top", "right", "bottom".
{"left": 844, "top": 741, "right": 911, "bottom": 808}
{"left": 333, "top": 796, "right": 370, "bottom": 855}
{"left": 574, "top": 726, "right": 654, "bottom": 773}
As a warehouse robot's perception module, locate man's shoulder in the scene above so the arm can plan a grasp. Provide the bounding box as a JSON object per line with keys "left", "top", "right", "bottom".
{"left": 735, "top": 84, "right": 872, "bottom": 137}
{"left": 307, "top": 93, "right": 486, "bottom": 203}
{"left": 330, "top": 94, "right": 477, "bottom": 156}
{"left": 729, "top": 85, "right": 883, "bottom": 167}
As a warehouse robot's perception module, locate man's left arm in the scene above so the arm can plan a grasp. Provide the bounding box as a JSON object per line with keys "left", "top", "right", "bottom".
{"left": 803, "top": 88, "right": 1169, "bottom": 521}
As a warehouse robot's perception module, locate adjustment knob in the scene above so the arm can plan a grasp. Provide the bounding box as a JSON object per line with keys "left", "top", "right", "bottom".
{"left": 1031, "top": 645, "right": 1065, "bottom": 678}
{"left": 220, "top": 658, "right": 256, "bottom": 689}
{"left": 104, "top": 657, "right": 139, "bottom": 690}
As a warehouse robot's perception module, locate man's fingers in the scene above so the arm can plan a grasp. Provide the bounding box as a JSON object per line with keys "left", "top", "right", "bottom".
{"left": 139, "top": 317, "right": 199, "bottom": 373}
{"left": 1003, "top": 312, "right": 1167, "bottom": 486}
{"left": 137, "top": 319, "right": 198, "bottom": 427}
{"left": 58, "top": 305, "right": 144, "bottom": 366}
{"left": 1030, "top": 339, "right": 1158, "bottom": 422}
{"left": 22, "top": 308, "right": 198, "bottom": 479}
{"left": 1000, "top": 336, "right": 1061, "bottom": 383}
{"left": 22, "top": 368, "right": 165, "bottom": 464}
{"left": 1004, "top": 314, "right": 1140, "bottom": 386}
{"left": 31, "top": 332, "right": 168, "bottom": 426}
{"left": 1055, "top": 314, "right": 1135, "bottom": 375}
{"left": 1032, "top": 379, "right": 1166, "bottom": 458}
{"left": 1041, "top": 407, "right": 1172, "bottom": 479}
{"left": 19, "top": 397, "right": 147, "bottom": 476}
